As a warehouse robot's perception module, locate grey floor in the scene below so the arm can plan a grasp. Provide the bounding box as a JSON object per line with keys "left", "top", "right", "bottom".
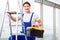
{"left": 0, "top": 38, "right": 8, "bottom": 40}
{"left": 0, "top": 38, "right": 43, "bottom": 40}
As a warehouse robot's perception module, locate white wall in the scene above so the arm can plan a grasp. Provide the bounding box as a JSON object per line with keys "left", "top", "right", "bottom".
{"left": 58, "top": 9, "right": 60, "bottom": 40}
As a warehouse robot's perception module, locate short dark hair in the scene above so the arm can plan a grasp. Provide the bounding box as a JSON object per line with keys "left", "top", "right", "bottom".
{"left": 23, "top": 2, "right": 31, "bottom": 6}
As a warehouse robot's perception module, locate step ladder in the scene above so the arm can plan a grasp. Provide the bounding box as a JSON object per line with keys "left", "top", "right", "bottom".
{"left": 0, "top": 0, "right": 28, "bottom": 40}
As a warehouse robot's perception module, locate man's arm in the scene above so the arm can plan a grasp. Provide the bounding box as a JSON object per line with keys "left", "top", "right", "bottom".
{"left": 36, "top": 19, "right": 43, "bottom": 26}
{"left": 8, "top": 13, "right": 20, "bottom": 22}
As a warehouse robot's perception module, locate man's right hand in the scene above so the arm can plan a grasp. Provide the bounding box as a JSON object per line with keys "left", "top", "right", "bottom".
{"left": 7, "top": 12, "right": 12, "bottom": 18}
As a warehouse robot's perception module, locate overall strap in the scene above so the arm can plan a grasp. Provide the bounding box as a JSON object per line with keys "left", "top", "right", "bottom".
{"left": 30, "top": 12, "right": 34, "bottom": 22}
{"left": 22, "top": 13, "right": 24, "bottom": 17}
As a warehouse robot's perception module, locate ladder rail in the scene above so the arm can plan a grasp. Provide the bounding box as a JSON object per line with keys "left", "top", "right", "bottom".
{"left": 0, "top": 1, "right": 12, "bottom": 40}
{"left": 7, "top": 0, "right": 12, "bottom": 40}
{"left": 0, "top": 0, "right": 9, "bottom": 38}
{"left": 17, "top": 0, "right": 27, "bottom": 40}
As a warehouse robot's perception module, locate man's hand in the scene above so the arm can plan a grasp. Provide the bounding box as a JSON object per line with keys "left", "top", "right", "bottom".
{"left": 33, "top": 24, "right": 39, "bottom": 27}
{"left": 7, "top": 12, "right": 21, "bottom": 22}
{"left": 7, "top": 12, "right": 12, "bottom": 18}
{"left": 35, "top": 24, "right": 39, "bottom": 27}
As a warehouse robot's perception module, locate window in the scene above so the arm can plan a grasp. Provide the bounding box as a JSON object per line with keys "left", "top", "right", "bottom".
{"left": 43, "top": 5, "right": 53, "bottom": 40}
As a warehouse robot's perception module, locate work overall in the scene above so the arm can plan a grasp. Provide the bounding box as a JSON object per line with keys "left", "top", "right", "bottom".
{"left": 9, "top": 12, "right": 35, "bottom": 40}
{"left": 21, "top": 12, "right": 33, "bottom": 33}
{"left": 21, "top": 12, "right": 35, "bottom": 40}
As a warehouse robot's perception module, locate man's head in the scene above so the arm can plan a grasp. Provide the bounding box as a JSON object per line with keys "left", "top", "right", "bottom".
{"left": 23, "top": 2, "right": 31, "bottom": 13}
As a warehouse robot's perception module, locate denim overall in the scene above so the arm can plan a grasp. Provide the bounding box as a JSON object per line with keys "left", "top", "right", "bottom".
{"left": 21, "top": 12, "right": 34, "bottom": 33}
{"left": 21, "top": 12, "right": 35, "bottom": 40}
{"left": 9, "top": 12, "right": 35, "bottom": 40}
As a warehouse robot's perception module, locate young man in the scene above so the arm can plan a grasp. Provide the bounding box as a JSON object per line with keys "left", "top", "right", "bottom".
{"left": 8, "top": 2, "right": 43, "bottom": 40}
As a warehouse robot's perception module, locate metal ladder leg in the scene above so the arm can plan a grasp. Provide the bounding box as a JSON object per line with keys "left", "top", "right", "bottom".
{"left": 0, "top": 0, "right": 12, "bottom": 40}
{"left": 7, "top": 0, "right": 12, "bottom": 40}
{"left": 17, "top": 0, "right": 27, "bottom": 40}
{"left": 0, "top": 0, "right": 9, "bottom": 38}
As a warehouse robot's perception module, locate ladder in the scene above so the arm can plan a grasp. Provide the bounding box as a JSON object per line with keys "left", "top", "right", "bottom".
{"left": 0, "top": 0, "right": 12, "bottom": 40}
{"left": 0, "top": 0, "right": 28, "bottom": 40}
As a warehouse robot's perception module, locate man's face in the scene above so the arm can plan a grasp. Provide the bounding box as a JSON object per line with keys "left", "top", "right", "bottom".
{"left": 23, "top": 4, "right": 30, "bottom": 12}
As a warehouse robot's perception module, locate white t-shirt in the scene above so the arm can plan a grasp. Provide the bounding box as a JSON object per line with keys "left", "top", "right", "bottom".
{"left": 22, "top": 12, "right": 40, "bottom": 26}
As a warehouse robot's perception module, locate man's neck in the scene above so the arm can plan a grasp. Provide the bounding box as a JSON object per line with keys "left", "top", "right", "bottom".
{"left": 25, "top": 11, "right": 31, "bottom": 14}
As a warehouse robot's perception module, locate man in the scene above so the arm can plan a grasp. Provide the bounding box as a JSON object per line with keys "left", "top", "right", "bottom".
{"left": 8, "top": 2, "right": 43, "bottom": 40}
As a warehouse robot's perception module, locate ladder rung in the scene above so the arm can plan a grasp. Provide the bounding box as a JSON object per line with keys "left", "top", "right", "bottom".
{"left": 11, "top": 25, "right": 22, "bottom": 26}
{"left": 7, "top": 11, "right": 21, "bottom": 14}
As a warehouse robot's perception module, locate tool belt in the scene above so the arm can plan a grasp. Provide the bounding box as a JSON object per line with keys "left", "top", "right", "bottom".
{"left": 26, "top": 27, "right": 44, "bottom": 38}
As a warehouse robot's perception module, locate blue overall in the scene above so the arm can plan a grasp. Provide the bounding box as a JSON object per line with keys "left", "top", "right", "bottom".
{"left": 21, "top": 12, "right": 34, "bottom": 33}
{"left": 21, "top": 12, "right": 35, "bottom": 40}
{"left": 8, "top": 12, "right": 35, "bottom": 40}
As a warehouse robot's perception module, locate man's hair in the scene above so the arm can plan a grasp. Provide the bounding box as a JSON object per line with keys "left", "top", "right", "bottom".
{"left": 23, "top": 2, "right": 31, "bottom": 6}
